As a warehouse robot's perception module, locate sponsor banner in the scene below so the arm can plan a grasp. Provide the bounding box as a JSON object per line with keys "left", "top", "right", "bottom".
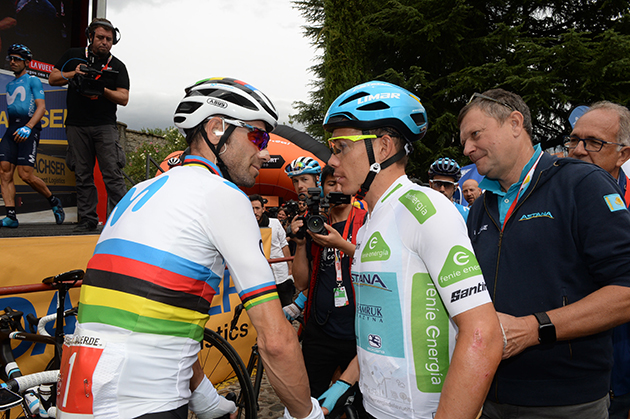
{"left": 0, "top": 235, "right": 257, "bottom": 384}
{"left": 13, "top": 152, "right": 75, "bottom": 188}
{"left": 411, "top": 273, "right": 449, "bottom": 393}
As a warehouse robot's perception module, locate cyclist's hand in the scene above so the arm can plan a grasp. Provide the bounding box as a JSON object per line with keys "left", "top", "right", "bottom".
{"left": 13, "top": 126, "right": 31, "bottom": 142}
{"left": 283, "top": 292, "right": 307, "bottom": 321}
{"left": 283, "top": 397, "right": 325, "bottom": 419}
{"left": 189, "top": 376, "right": 237, "bottom": 419}
{"left": 317, "top": 380, "right": 351, "bottom": 416}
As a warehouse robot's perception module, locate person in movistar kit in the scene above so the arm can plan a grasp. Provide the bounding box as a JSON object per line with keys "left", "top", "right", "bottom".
{"left": 0, "top": 44, "right": 64, "bottom": 228}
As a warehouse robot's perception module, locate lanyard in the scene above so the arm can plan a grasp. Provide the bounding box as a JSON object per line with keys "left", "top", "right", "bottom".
{"left": 502, "top": 152, "right": 543, "bottom": 230}
{"left": 332, "top": 205, "right": 357, "bottom": 284}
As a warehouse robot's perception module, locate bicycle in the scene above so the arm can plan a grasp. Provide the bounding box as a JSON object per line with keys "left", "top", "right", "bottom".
{"left": 198, "top": 303, "right": 259, "bottom": 419}
{"left": 0, "top": 269, "right": 83, "bottom": 418}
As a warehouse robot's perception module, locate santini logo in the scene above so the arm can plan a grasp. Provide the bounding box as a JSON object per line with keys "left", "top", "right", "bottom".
{"left": 518, "top": 211, "right": 554, "bottom": 221}
{"left": 206, "top": 98, "right": 228, "bottom": 109}
{"left": 450, "top": 282, "right": 487, "bottom": 302}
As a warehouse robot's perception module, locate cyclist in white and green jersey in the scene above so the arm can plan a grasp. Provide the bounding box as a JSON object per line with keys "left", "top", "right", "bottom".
{"left": 319, "top": 81, "right": 503, "bottom": 419}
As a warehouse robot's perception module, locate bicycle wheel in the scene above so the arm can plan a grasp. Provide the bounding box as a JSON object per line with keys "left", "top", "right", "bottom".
{"left": 199, "top": 328, "right": 257, "bottom": 419}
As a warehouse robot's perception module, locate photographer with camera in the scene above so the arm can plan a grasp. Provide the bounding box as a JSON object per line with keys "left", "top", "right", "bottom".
{"left": 286, "top": 161, "right": 367, "bottom": 400}
{"left": 49, "top": 18, "right": 129, "bottom": 231}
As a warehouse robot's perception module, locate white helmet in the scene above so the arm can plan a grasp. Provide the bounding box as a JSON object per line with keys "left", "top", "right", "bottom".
{"left": 173, "top": 77, "right": 278, "bottom": 135}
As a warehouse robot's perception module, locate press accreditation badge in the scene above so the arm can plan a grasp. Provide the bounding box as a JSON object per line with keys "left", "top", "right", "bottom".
{"left": 334, "top": 286, "right": 349, "bottom": 307}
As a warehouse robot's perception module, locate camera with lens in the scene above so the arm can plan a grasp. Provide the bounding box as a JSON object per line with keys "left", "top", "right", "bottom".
{"left": 69, "top": 52, "right": 118, "bottom": 97}
{"left": 283, "top": 200, "right": 300, "bottom": 221}
{"left": 289, "top": 187, "right": 327, "bottom": 239}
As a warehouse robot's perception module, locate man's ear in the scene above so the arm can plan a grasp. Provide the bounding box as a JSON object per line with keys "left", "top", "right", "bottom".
{"left": 617, "top": 146, "right": 630, "bottom": 168}
{"left": 508, "top": 111, "right": 525, "bottom": 137}
{"left": 204, "top": 118, "right": 224, "bottom": 145}
{"left": 376, "top": 134, "right": 396, "bottom": 162}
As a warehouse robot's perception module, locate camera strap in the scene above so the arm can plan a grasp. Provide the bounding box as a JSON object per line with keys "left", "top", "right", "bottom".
{"left": 85, "top": 47, "right": 113, "bottom": 71}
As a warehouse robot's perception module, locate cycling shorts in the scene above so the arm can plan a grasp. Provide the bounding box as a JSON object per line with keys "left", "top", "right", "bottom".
{"left": 0, "top": 123, "right": 40, "bottom": 167}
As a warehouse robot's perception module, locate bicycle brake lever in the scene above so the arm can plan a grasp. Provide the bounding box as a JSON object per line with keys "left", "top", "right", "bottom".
{"left": 229, "top": 304, "right": 244, "bottom": 332}
{"left": 25, "top": 313, "right": 39, "bottom": 334}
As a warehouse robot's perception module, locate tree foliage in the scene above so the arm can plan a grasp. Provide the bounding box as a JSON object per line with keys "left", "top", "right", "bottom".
{"left": 125, "top": 127, "right": 187, "bottom": 185}
{"left": 292, "top": 0, "right": 630, "bottom": 180}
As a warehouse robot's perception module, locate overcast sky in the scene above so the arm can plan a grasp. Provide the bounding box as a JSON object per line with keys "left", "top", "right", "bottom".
{"left": 105, "top": 0, "right": 316, "bottom": 131}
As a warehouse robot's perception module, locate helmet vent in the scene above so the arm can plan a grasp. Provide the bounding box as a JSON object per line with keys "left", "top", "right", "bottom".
{"left": 357, "top": 101, "right": 390, "bottom": 111}
{"left": 339, "top": 92, "right": 369, "bottom": 106}
{"left": 175, "top": 102, "right": 202, "bottom": 115}
{"left": 411, "top": 113, "right": 427, "bottom": 126}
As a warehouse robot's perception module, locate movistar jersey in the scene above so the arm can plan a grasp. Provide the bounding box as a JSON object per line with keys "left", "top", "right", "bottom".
{"left": 6, "top": 73, "right": 44, "bottom": 123}
{"left": 352, "top": 175, "right": 491, "bottom": 419}
{"left": 62, "top": 156, "right": 278, "bottom": 418}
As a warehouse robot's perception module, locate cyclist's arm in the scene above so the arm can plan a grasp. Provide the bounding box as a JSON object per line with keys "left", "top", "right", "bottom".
{"left": 282, "top": 244, "right": 293, "bottom": 275}
{"left": 292, "top": 240, "right": 310, "bottom": 292}
{"left": 435, "top": 303, "right": 502, "bottom": 419}
{"left": 27, "top": 98, "right": 45, "bottom": 129}
{"left": 247, "top": 299, "right": 313, "bottom": 418}
{"left": 337, "top": 355, "right": 359, "bottom": 384}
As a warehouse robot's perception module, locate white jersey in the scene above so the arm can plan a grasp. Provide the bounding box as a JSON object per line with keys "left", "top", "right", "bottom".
{"left": 58, "top": 156, "right": 278, "bottom": 419}
{"left": 267, "top": 217, "right": 290, "bottom": 284}
{"left": 352, "top": 175, "right": 491, "bottom": 419}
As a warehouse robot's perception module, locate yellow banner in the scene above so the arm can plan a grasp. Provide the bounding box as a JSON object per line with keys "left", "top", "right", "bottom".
{"left": 0, "top": 235, "right": 258, "bottom": 384}
{"left": 13, "top": 153, "right": 75, "bottom": 187}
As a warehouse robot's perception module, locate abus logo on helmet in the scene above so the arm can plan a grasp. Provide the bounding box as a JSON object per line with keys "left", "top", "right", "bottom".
{"left": 207, "top": 98, "right": 227, "bottom": 109}
{"left": 357, "top": 93, "right": 400, "bottom": 104}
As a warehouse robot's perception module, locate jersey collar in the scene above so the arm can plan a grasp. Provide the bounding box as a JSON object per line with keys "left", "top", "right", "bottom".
{"left": 182, "top": 155, "right": 223, "bottom": 177}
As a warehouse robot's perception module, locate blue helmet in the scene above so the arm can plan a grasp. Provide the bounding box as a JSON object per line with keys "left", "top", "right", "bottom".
{"left": 323, "top": 81, "right": 428, "bottom": 142}
{"left": 8, "top": 44, "right": 32, "bottom": 61}
{"left": 284, "top": 157, "right": 321, "bottom": 178}
{"left": 428, "top": 157, "right": 461, "bottom": 181}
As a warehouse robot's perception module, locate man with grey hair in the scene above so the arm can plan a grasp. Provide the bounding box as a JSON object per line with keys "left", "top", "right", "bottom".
{"left": 566, "top": 101, "right": 630, "bottom": 205}
{"left": 566, "top": 100, "right": 630, "bottom": 419}
{"left": 459, "top": 89, "right": 630, "bottom": 418}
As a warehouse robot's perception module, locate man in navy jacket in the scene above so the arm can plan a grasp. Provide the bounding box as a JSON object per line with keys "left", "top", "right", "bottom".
{"left": 459, "top": 89, "right": 630, "bottom": 419}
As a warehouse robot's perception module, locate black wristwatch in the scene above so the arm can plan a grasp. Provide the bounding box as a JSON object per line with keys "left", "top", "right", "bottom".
{"left": 533, "top": 312, "right": 556, "bottom": 344}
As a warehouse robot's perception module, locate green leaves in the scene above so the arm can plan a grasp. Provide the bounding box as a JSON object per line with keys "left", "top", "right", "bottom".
{"left": 292, "top": 0, "right": 630, "bottom": 181}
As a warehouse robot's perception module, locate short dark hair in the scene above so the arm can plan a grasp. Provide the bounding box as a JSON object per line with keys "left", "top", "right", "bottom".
{"left": 458, "top": 89, "right": 533, "bottom": 139}
{"left": 321, "top": 165, "right": 335, "bottom": 184}
{"left": 248, "top": 194, "right": 266, "bottom": 206}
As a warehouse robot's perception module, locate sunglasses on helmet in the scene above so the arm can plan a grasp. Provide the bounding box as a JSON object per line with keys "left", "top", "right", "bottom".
{"left": 222, "top": 118, "right": 270, "bottom": 151}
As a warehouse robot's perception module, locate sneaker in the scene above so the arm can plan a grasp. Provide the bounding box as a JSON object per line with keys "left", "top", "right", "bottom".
{"left": 51, "top": 199, "right": 65, "bottom": 225}
{"left": 73, "top": 220, "right": 97, "bottom": 232}
{"left": 0, "top": 217, "right": 18, "bottom": 228}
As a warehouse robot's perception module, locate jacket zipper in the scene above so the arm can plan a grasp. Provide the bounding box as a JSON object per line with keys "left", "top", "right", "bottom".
{"left": 485, "top": 165, "right": 547, "bottom": 402}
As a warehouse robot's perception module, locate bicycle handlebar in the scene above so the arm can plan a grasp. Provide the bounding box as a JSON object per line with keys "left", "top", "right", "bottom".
{"left": 4, "top": 370, "right": 59, "bottom": 393}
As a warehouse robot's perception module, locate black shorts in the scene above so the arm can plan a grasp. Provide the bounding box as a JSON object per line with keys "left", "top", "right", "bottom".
{"left": 0, "top": 124, "right": 40, "bottom": 167}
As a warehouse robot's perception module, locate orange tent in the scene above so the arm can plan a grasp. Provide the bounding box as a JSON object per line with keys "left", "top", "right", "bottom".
{"left": 157, "top": 127, "right": 329, "bottom": 204}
